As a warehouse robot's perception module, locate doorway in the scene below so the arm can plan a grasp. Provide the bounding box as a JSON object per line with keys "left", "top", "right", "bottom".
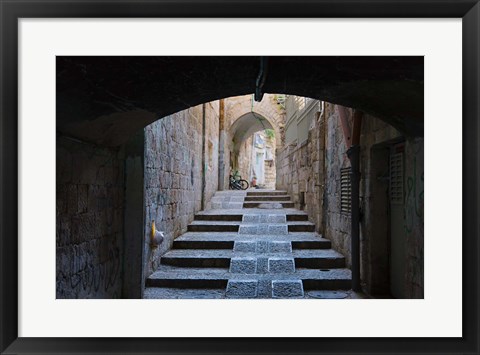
{"left": 389, "top": 142, "right": 407, "bottom": 298}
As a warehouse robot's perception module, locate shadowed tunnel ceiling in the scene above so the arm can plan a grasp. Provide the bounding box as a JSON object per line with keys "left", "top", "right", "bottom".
{"left": 56, "top": 56, "right": 424, "bottom": 146}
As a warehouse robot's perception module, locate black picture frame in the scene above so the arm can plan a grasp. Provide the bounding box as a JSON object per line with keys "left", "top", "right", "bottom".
{"left": 1, "top": 1, "right": 478, "bottom": 354}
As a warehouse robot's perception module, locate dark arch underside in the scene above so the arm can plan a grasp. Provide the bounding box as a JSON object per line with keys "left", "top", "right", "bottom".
{"left": 57, "top": 56, "right": 423, "bottom": 146}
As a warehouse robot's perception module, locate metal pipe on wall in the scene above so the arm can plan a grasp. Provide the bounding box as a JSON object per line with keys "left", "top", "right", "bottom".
{"left": 338, "top": 105, "right": 363, "bottom": 292}
{"left": 201, "top": 104, "right": 206, "bottom": 210}
{"left": 218, "top": 99, "right": 225, "bottom": 190}
{"left": 347, "top": 144, "right": 361, "bottom": 291}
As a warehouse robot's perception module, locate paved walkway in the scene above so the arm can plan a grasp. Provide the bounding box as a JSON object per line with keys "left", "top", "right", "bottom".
{"left": 144, "top": 190, "right": 353, "bottom": 299}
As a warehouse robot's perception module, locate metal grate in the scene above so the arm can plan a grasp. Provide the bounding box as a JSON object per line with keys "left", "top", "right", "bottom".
{"left": 340, "top": 167, "right": 352, "bottom": 214}
{"left": 390, "top": 152, "right": 404, "bottom": 204}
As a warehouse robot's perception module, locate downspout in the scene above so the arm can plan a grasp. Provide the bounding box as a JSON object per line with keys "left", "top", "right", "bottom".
{"left": 321, "top": 103, "right": 328, "bottom": 234}
{"left": 338, "top": 105, "right": 352, "bottom": 148}
{"left": 201, "top": 104, "right": 206, "bottom": 210}
{"left": 251, "top": 133, "right": 256, "bottom": 182}
{"left": 254, "top": 57, "right": 269, "bottom": 102}
{"left": 346, "top": 109, "right": 363, "bottom": 292}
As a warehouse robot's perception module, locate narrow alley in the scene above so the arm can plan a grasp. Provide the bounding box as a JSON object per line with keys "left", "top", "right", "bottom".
{"left": 56, "top": 56, "right": 424, "bottom": 300}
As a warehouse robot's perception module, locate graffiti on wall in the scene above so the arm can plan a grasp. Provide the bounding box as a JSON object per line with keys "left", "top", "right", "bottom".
{"left": 60, "top": 243, "right": 121, "bottom": 297}
{"left": 405, "top": 149, "right": 424, "bottom": 235}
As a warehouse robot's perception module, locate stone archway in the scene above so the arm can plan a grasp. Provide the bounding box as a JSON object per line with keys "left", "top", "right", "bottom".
{"left": 225, "top": 94, "right": 285, "bottom": 150}
{"left": 222, "top": 94, "right": 285, "bottom": 189}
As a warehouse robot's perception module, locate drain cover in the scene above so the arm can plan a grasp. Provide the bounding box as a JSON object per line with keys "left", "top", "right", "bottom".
{"left": 307, "top": 291, "right": 349, "bottom": 299}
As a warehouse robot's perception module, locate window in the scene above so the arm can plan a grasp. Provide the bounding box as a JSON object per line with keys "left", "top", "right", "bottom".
{"left": 265, "top": 148, "right": 273, "bottom": 160}
{"left": 254, "top": 133, "right": 265, "bottom": 148}
{"left": 295, "top": 96, "right": 306, "bottom": 111}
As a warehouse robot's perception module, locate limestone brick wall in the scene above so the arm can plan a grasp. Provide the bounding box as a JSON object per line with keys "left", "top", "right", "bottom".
{"left": 236, "top": 135, "right": 253, "bottom": 182}
{"left": 204, "top": 101, "right": 220, "bottom": 202}
{"left": 264, "top": 159, "right": 276, "bottom": 189}
{"left": 276, "top": 111, "right": 324, "bottom": 231}
{"left": 144, "top": 103, "right": 219, "bottom": 278}
{"left": 323, "top": 104, "right": 355, "bottom": 265}
{"left": 264, "top": 135, "right": 276, "bottom": 189}
{"left": 56, "top": 137, "right": 124, "bottom": 298}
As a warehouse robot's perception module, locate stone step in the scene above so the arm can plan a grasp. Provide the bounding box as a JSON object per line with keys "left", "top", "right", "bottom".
{"left": 146, "top": 266, "right": 352, "bottom": 290}
{"left": 196, "top": 207, "right": 305, "bottom": 214}
{"left": 144, "top": 287, "right": 226, "bottom": 299}
{"left": 247, "top": 190, "right": 288, "bottom": 196}
{"left": 287, "top": 214, "right": 309, "bottom": 221}
{"left": 173, "top": 239, "right": 235, "bottom": 250}
{"left": 194, "top": 214, "right": 243, "bottom": 221}
{"left": 172, "top": 232, "right": 332, "bottom": 250}
{"left": 144, "top": 287, "right": 359, "bottom": 299}
{"left": 160, "top": 249, "right": 345, "bottom": 268}
{"left": 187, "top": 221, "right": 315, "bottom": 233}
{"left": 194, "top": 213, "right": 308, "bottom": 222}
{"left": 243, "top": 201, "right": 294, "bottom": 208}
{"left": 288, "top": 223, "right": 315, "bottom": 232}
{"left": 226, "top": 279, "right": 305, "bottom": 298}
{"left": 210, "top": 201, "right": 244, "bottom": 209}
{"left": 244, "top": 196, "right": 291, "bottom": 202}
{"left": 173, "top": 239, "right": 331, "bottom": 250}
{"left": 194, "top": 212, "right": 308, "bottom": 222}
{"left": 187, "top": 223, "right": 239, "bottom": 232}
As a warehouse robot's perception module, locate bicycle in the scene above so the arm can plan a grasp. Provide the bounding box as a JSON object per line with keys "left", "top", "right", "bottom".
{"left": 229, "top": 174, "right": 249, "bottom": 190}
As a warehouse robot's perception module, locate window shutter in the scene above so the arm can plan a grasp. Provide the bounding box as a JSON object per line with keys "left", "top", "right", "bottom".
{"left": 390, "top": 152, "right": 404, "bottom": 205}
{"left": 341, "top": 167, "right": 352, "bottom": 214}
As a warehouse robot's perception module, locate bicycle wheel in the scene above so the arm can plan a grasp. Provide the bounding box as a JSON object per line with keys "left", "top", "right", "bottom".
{"left": 238, "top": 179, "right": 249, "bottom": 190}
{"left": 230, "top": 181, "right": 240, "bottom": 190}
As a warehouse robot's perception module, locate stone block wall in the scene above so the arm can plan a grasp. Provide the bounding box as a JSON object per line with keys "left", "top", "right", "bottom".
{"left": 144, "top": 103, "right": 219, "bottom": 278}
{"left": 276, "top": 112, "right": 324, "bottom": 231}
{"left": 236, "top": 135, "right": 253, "bottom": 182}
{"left": 403, "top": 137, "right": 424, "bottom": 298}
{"left": 204, "top": 101, "right": 220, "bottom": 203}
{"left": 56, "top": 137, "right": 124, "bottom": 298}
{"left": 264, "top": 158, "right": 276, "bottom": 189}
{"left": 263, "top": 135, "right": 276, "bottom": 189}
{"left": 323, "top": 104, "right": 356, "bottom": 266}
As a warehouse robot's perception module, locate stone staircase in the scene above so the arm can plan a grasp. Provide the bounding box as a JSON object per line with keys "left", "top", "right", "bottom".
{"left": 144, "top": 190, "right": 352, "bottom": 299}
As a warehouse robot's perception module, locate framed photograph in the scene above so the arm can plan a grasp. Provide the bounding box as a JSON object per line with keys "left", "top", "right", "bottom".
{"left": 1, "top": 1, "right": 478, "bottom": 354}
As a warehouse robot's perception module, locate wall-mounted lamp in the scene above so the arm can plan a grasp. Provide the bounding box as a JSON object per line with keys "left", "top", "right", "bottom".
{"left": 150, "top": 220, "right": 165, "bottom": 249}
